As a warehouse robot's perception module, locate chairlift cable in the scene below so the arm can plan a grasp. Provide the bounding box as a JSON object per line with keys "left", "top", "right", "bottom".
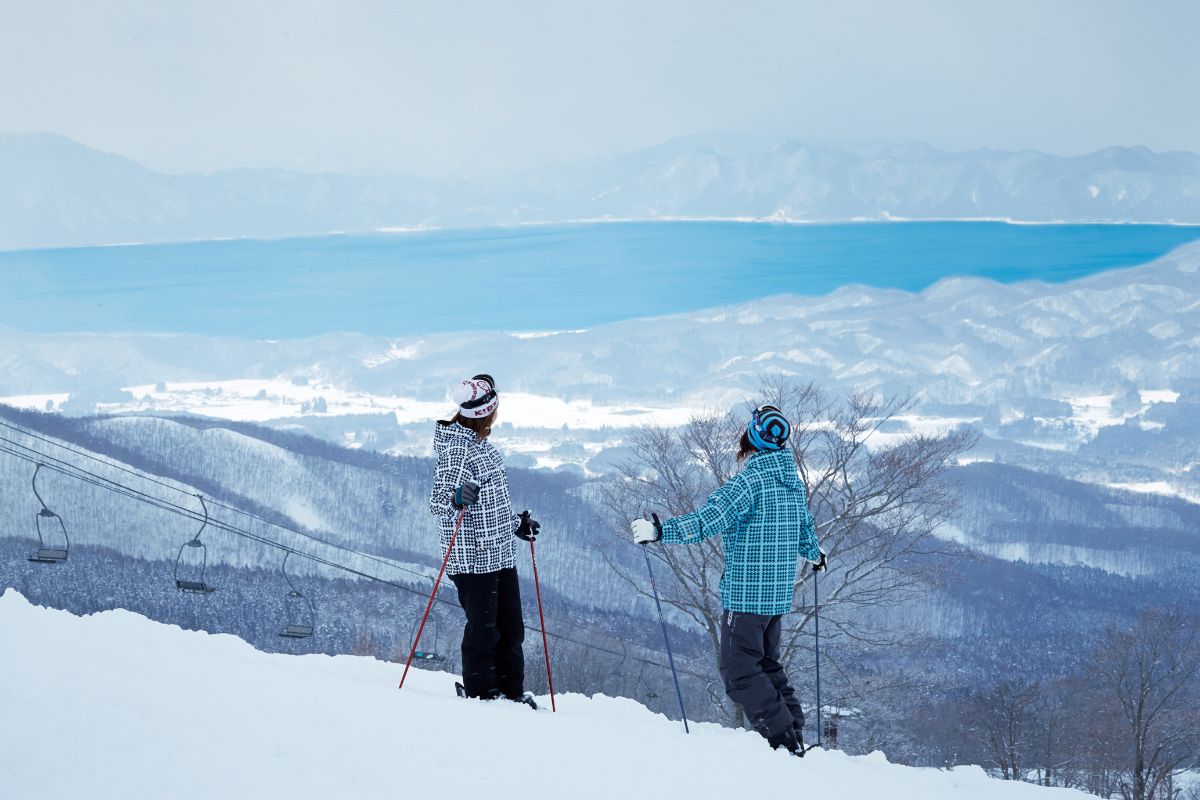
{"left": 0, "top": 423, "right": 657, "bottom": 650}
{"left": 0, "top": 442, "right": 411, "bottom": 589}
{"left": 0, "top": 433, "right": 419, "bottom": 580}
{"left": 0, "top": 420, "right": 664, "bottom": 637}
{"left": 0, "top": 439, "right": 710, "bottom": 681}
{"left": 0, "top": 420, "right": 432, "bottom": 580}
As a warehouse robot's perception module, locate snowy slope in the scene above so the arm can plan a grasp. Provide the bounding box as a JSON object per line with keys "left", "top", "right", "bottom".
{"left": 0, "top": 590, "right": 1091, "bottom": 800}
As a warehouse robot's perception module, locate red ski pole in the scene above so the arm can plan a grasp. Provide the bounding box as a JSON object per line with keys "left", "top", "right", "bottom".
{"left": 399, "top": 508, "right": 465, "bottom": 690}
{"left": 529, "top": 538, "right": 556, "bottom": 712}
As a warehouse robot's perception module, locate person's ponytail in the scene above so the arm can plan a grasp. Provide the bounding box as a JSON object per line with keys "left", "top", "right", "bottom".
{"left": 736, "top": 429, "right": 756, "bottom": 462}
{"left": 450, "top": 410, "right": 496, "bottom": 440}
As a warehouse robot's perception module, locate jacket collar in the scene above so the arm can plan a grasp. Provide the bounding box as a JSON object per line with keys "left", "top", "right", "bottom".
{"left": 745, "top": 448, "right": 801, "bottom": 487}
{"left": 433, "top": 420, "right": 478, "bottom": 455}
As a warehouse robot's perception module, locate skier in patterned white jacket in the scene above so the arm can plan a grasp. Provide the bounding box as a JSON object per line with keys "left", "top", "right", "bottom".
{"left": 631, "top": 405, "right": 826, "bottom": 755}
{"left": 430, "top": 373, "right": 540, "bottom": 708}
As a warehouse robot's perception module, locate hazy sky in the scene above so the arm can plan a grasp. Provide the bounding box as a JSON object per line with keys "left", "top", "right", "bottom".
{"left": 2, "top": 0, "right": 1197, "bottom": 176}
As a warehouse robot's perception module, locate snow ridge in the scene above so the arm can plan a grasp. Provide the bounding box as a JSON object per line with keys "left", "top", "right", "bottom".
{"left": 0, "top": 590, "right": 1090, "bottom": 800}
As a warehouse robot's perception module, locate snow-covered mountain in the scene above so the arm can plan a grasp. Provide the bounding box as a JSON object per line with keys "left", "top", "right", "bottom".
{"left": 0, "top": 133, "right": 463, "bottom": 252}
{"left": 488, "top": 138, "right": 1200, "bottom": 225}
{"left": 0, "top": 590, "right": 1095, "bottom": 800}
{"left": 3, "top": 132, "right": 1199, "bottom": 250}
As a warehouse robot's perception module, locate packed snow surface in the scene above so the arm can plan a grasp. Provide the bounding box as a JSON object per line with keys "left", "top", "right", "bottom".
{"left": 0, "top": 591, "right": 1091, "bottom": 800}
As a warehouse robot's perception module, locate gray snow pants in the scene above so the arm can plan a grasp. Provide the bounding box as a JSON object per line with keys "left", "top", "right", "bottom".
{"left": 719, "top": 609, "right": 805, "bottom": 739}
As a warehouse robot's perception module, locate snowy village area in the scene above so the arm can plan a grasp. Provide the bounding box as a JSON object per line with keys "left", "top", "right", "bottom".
{"left": 2, "top": 2, "right": 1199, "bottom": 798}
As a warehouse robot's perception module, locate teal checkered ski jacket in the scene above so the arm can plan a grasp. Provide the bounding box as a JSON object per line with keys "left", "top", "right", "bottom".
{"left": 660, "top": 448, "right": 820, "bottom": 615}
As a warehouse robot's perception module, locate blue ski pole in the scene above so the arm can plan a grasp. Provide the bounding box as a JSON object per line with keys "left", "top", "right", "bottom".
{"left": 643, "top": 514, "right": 690, "bottom": 733}
{"left": 813, "top": 564, "right": 822, "bottom": 747}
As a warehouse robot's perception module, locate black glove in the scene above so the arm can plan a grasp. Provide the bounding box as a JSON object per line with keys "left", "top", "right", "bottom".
{"left": 811, "top": 549, "right": 828, "bottom": 573}
{"left": 516, "top": 510, "right": 540, "bottom": 542}
{"left": 452, "top": 480, "right": 480, "bottom": 509}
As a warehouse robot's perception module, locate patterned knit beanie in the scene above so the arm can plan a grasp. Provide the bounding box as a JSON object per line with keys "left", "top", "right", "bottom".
{"left": 747, "top": 404, "right": 790, "bottom": 451}
{"left": 453, "top": 373, "right": 499, "bottom": 419}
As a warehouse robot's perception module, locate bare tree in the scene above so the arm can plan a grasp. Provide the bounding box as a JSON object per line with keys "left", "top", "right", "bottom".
{"left": 1027, "top": 679, "right": 1085, "bottom": 788}
{"left": 967, "top": 679, "right": 1041, "bottom": 780}
{"left": 1086, "top": 610, "right": 1200, "bottom": 800}
{"left": 599, "top": 377, "right": 977, "bottom": 724}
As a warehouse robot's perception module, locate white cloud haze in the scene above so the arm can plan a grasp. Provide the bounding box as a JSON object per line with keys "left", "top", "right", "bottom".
{"left": 1, "top": 0, "right": 1197, "bottom": 176}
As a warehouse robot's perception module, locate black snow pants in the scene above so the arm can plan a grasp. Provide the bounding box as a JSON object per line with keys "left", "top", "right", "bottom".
{"left": 449, "top": 567, "right": 525, "bottom": 700}
{"left": 720, "top": 609, "right": 805, "bottom": 739}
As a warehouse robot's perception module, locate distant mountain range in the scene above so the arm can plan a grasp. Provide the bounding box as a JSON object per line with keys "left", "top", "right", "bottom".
{"left": 3, "top": 132, "right": 1200, "bottom": 250}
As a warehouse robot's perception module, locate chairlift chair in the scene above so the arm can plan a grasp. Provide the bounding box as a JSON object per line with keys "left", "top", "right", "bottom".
{"left": 408, "top": 615, "right": 446, "bottom": 662}
{"left": 279, "top": 551, "right": 316, "bottom": 639}
{"left": 28, "top": 464, "right": 69, "bottom": 564}
{"left": 637, "top": 663, "right": 659, "bottom": 700}
{"left": 174, "top": 494, "right": 216, "bottom": 593}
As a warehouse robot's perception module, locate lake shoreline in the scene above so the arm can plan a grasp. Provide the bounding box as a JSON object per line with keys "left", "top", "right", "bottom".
{"left": 2, "top": 220, "right": 1199, "bottom": 339}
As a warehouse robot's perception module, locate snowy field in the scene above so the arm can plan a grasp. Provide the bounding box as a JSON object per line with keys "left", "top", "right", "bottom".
{"left": 0, "top": 590, "right": 1093, "bottom": 800}
{"left": 107, "top": 380, "right": 704, "bottom": 431}
{"left": 0, "top": 379, "right": 1180, "bottom": 472}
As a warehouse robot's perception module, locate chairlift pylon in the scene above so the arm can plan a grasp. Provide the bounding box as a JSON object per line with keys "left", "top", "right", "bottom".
{"left": 408, "top": 614, "right": 446, "bottom": 662}
{"left": 279, "top": 551, "right": 315, "bottom": 639}
{"left": 28, "top": 464, "right": 70, "bottom": 564}
{"left": 174, "top": 494, "right": 215, "bottom": 593}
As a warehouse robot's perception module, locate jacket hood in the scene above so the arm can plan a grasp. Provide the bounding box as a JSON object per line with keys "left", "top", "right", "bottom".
{"left": 433, "top": 420, "right": 477, "bottom": 456}
{"left": 747, "top": 448, "right": 802, "bottom": 488}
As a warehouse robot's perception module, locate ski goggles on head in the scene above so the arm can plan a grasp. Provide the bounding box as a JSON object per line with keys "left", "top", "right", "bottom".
{"left": 747, "top": 404, "right": 790, "bottom": 451}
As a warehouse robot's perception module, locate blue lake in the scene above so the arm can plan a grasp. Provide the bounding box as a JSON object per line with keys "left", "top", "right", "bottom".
{"left": 1, "top": 221, "right": 1198, "bottom": 338}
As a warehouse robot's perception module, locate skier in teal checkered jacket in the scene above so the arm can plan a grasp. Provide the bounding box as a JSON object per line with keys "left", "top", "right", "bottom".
{"left": 631, "top": 405, "right": 826, "bottom": 756}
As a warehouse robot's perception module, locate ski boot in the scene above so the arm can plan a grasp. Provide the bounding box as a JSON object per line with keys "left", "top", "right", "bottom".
{"left": 456, "top": 682, "right": 511, "bottom": 703}
{"left": 509, "top": 692, "right": 538, "bottom": 710}
{"left": 767, "top": 725, "right": 805, "bottom": 757}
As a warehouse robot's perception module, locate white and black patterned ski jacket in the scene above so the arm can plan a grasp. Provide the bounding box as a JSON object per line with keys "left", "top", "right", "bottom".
{"left": 429, "top": 421, "right": 519, "bottom": 575}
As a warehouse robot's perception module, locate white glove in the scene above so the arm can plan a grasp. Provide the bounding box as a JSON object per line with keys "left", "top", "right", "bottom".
{"left": 631, "top": 516, "right": 662, "bottom": 544}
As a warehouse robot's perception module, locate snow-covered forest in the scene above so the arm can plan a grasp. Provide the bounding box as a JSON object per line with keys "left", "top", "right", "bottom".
{"left": 3, "top": 391, "right": 1197, "bottom": 795}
